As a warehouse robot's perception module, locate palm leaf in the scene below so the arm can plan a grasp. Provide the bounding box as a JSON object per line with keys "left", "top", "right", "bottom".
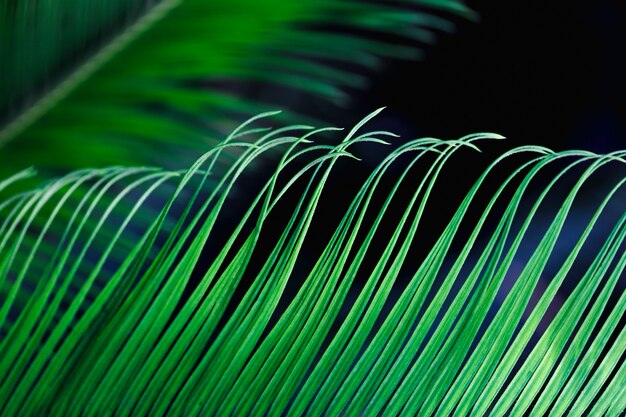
{"left": 0, "top": 0, "right": 472, "bottom": 177}
{"left": 1, "top": 111, "right": 624, "bottom": 416}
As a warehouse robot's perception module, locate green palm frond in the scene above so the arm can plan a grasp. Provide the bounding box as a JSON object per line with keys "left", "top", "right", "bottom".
{"left": 0, "top": 0, "right": 472, "bottom": 177}
{"left": 1, "top": 112, "right": 624, "bottom": 416}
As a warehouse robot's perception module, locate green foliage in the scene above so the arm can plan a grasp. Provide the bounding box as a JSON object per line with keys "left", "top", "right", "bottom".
{"left": 0, "top": 0, "right": 472, "bottom": 176}
{"left": 1, "top": 112, "right": 624, "bottom": 416}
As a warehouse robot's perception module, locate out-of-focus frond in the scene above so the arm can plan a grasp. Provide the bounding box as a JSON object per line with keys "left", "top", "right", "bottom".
{"left": 0, "top": 0, "right": 472, "bottom": 177}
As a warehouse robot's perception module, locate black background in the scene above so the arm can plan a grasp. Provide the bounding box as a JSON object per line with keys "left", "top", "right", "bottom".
{"left": 357, "top": 0, "right": 626, "bottom": 152}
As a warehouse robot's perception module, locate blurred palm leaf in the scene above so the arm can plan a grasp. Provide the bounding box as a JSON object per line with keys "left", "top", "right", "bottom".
{"left": 0, "top": 0, "right": 472, "bottom": 177}
{"left": 1, "top": 112, "right": 624, "bottom": 416}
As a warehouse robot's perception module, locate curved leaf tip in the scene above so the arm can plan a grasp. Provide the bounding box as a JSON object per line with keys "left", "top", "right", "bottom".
{"left": 0, "top": 113, "right": 624, "bottom": 416}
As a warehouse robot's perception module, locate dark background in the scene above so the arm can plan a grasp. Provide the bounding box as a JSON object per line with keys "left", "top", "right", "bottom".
{"left": 356, "top": 0, "right": 626, "bottom": 153}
